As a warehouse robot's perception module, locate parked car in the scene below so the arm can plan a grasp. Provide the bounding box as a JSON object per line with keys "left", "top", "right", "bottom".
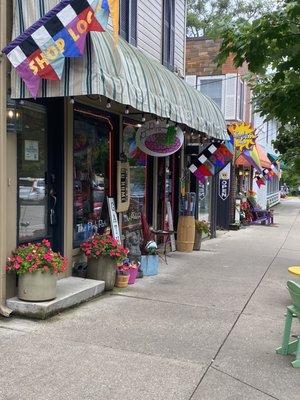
{"left": 19, "top": 179, "right": 45, "bottom": 201}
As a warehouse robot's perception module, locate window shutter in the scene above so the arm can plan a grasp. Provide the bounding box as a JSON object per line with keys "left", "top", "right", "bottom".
{"left": 163, "top": 0, "right": 175, "bottom": 70}
{"left": 119, "top": 0, "right": 128, "bottom": 40}
{"left": 130, "top": 0, "right": 137, "bottom": 46}
{"left": 186, "top": 75, "right": 197, "bottom": 88}
{"left": 224, "top": 74, "right": 237, "bottom": 120}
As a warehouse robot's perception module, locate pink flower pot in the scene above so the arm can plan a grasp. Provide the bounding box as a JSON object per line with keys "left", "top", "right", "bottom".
{"left": 128, "top": 267, "right": 138, "bottom": 284}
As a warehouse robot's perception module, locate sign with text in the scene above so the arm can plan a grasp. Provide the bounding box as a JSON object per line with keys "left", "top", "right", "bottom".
{"left": 117, "top": 161, "right": 130, "bottom": 212}
{"left": 218, "top": 163, "right": 231, "bottom": 201}
{"left": 24, "top": 140, "right": 39, "bottom": 161}
{"left": 228, "top": 122, "right": 256, "bottom": 151}
{"left": 107, "top": 197, "right": 121, "bottom": 245}
{"left": 198, "top": 182, "right": 207, "bottom": 200}
{"left": 2, "top": 0, "right": 113, "bottom": 97}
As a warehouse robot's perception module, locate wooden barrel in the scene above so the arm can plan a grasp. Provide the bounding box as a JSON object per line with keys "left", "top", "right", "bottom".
{"left": 176, "top": 216, "right": 195, "bottom": 252}
{"left": 115, "top": 274, "right": 129, "bottom": 288}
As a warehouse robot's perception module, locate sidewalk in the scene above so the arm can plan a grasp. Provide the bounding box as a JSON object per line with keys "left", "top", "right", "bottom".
{"left": 0, "top": 199, "right": 300, "bottom": 400}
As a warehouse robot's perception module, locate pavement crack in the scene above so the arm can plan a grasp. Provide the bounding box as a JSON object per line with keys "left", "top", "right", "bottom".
{"left": 211, "top": 366, "right": 280, "bottom": 400}
{"left": 111, "top": 292, "right": 240, "bottom": 314}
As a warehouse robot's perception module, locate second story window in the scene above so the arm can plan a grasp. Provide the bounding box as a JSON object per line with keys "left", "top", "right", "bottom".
{"left": 120, "top": 0, "right": 137, "bottom": 46}
{"left": 198, "top": 78, "right": 223, "bottom": 110}
{"left": 163, "top": 0, "right": 175, "bottom": 70}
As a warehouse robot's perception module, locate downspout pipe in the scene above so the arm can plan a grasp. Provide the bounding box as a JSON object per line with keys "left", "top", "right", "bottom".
{"left": 0, "top": 0, "right": 12, "bottom": 318}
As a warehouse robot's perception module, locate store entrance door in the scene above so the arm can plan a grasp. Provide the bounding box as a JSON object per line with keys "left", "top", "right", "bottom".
{"left": 17, "top": 99, "right": 64, "bottom": 252}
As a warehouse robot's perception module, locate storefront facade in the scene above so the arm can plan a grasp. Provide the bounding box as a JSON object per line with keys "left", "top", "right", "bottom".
{"left": 0, "top": 0, "right": 228, "bottom": 305}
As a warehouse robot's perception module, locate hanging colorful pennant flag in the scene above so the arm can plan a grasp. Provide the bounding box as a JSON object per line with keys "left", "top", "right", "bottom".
{"left": 2, "top": 0, "right": 118, "bottom": 98}
{"left": 242, "top": 145, "right": 262, "bottom": 173}
{"left": 189, "top": 139, "right": 233, "bottom": 183}
{"left": 255, "top": 173, "right": 266, "bottom": 188}
{"left": 270, "top": 161, "right": 280, "bottom": 176}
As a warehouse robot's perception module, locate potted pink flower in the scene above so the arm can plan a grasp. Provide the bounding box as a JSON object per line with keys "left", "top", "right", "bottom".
{"left": 6, "top": 239, "right": 67, "bottom": 301}
{"left": 81, "top": 235, "right": 129, "bottom": 290}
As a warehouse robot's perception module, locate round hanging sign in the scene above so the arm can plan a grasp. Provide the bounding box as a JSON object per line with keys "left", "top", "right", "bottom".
{"left": 136, "top": 120, "right": 184, "bottom": 157}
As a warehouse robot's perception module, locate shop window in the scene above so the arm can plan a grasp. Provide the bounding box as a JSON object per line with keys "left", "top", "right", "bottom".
{"left": 198, "top": 178, "right": 212, "bottom": 222}
{"left": 198, "top": 78, "right": 223, "bottom": 110}
{"left": 73, "top": 106, "right": 113, "bottom": 248}
{"left": 122, "top": 123, "right": 147, "bottom": 258}
{"left": 120, "top": 0, "right": 137, "bottom": 46}
{"left": 17, "top": 103, "right": 48, "bottom": 243}
{"left": 163, "top": 0, "right": 175, "bottom": 70}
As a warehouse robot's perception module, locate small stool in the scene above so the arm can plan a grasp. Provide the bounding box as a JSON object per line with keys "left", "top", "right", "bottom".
{"left": 150, "top": 229, "right": 174, "bottom": 263}
{"left": 288, "top": 266, "right": 300, "bottom": 277}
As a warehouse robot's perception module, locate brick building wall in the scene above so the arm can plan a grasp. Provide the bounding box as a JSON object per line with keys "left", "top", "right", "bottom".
{"left": 186, "top": 37, "right": 248, "bottom": 76}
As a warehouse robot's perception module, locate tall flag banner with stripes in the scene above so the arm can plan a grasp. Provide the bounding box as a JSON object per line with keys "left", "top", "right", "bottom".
{"left": 2, "top": 0, "right": 118, "bottom": 98}
{"left": 189, "top": 140, "right": 234, "bottom": 183}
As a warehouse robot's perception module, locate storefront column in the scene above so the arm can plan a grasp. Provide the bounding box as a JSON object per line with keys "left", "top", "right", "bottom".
{"left": 64, "top": 99, "right": 74, "bottom": 274}
{"left": 152, "top": 158, "right": 158, "bottom": 229}
{"left": 0, "top": 0, "right": 7, "bottom": 304}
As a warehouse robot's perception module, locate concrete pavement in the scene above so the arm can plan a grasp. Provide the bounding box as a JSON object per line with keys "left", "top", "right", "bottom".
{"left": 0, "top": 199, "right": 300, "bottom": 400}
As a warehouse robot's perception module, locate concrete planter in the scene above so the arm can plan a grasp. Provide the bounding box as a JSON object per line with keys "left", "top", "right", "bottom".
{"left": 87, "top": 256, "right": 116, "bottom": 291}
{"left": 193, "top": 231, "right": 203, "bottom": 251}
{"left": 18, "top": 270, "right": 57, "bottom": 302}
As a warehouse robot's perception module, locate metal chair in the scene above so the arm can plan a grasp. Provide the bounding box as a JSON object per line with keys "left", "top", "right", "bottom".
{"left": 276, "top": 281, "right": 300, "bottom": 367}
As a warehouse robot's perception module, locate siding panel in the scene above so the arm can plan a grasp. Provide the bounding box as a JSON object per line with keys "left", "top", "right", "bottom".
{"left": 174, "top": 0, "right": 186, "bottom": 73}
{"left": 137, "top": 0, "right": 163, "bottom": 61}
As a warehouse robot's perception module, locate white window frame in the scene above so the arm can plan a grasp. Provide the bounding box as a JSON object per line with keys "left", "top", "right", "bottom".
{"left": 196, "top": 75, "right": 225, "bottom": 113}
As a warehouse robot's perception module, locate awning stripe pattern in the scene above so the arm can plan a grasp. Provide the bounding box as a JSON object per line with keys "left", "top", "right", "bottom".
{"left": 10, "top": 0, "right": 228, "bottom": 140}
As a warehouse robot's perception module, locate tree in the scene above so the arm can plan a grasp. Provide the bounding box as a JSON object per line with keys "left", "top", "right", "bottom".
{"left": 186, "top": 0, "right": 273, "bottom": 38}
{"left": 216, "top": 0, "right": 300, "bottom": 189}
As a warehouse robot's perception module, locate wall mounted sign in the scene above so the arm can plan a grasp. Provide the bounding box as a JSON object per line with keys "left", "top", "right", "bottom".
{"left": 198, "top": 182, "right": 207, "bottom": 200}
{"left": 24, "top": 140, "right": 39, "bottom": 161}
{"left": 117, "top": 161, "right": 130, "bottom": 212}
{"left": 1, "top": 0, "right": 116, "bottom": 97}
{"left": 136, "top": 120, "right": 184, "bottom": 157}
{"left": 218, "top": 163, "right": 231, "bottom": 201}
{"left": 107, "top": 197, "right": 121, "bottom": 244}
{"left": 228, "top": 122, "right": 256, "bottom": 151}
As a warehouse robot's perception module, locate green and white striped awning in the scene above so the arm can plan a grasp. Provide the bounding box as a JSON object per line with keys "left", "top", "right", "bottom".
{"left": 11, "top": 1, "right": 227, "bottom": 139}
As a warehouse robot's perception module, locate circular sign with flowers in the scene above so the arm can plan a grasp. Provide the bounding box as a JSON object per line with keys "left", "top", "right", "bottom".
{"left": 136, "top": 120, "right": 184, "bottom": 157}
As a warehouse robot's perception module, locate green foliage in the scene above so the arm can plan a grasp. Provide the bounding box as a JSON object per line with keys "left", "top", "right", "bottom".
{"left": 186, "top": 0, "right": 273, "bottom": 38}
{"left": 216, "top": 0, "right": 300, "bottom": 188}
{"left": 195, "top": 219, "right": 210, "bottom": 234}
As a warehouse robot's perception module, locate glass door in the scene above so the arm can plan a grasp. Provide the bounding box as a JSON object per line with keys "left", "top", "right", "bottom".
{"left": 17, "top": 103, "right": 49, "bottom": 244}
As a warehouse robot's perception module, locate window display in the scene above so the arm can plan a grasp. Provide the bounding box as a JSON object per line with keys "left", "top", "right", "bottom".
{"left": 122, "top": 124, "right": 147, "bottom": 259}
{"left": 73, "top": 107, "right": 112, "bottom": 248}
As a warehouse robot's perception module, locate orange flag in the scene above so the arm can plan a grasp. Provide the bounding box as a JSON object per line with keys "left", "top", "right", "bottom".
{"left": 107, "top": 0, "right": 120, "bottom": 44}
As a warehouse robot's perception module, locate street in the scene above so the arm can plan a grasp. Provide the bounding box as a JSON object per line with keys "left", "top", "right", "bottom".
{"left": 0, "top": 199, "right": 299, "bottom": 400}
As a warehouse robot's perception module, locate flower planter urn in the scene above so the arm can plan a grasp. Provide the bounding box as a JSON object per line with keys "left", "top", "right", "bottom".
{"left": 18, "top": 270, "right": 57, "bottom": 302}
{"left": 87, "top": 256, "right": 116, "bottom": 290}
{"left": 193, "top": 231, "right": 203, "bottom": 251}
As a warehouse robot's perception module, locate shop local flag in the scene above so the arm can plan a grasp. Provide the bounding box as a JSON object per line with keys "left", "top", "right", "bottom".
{"left": 2, "top": 0, "right": 118, "bottom": 98}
